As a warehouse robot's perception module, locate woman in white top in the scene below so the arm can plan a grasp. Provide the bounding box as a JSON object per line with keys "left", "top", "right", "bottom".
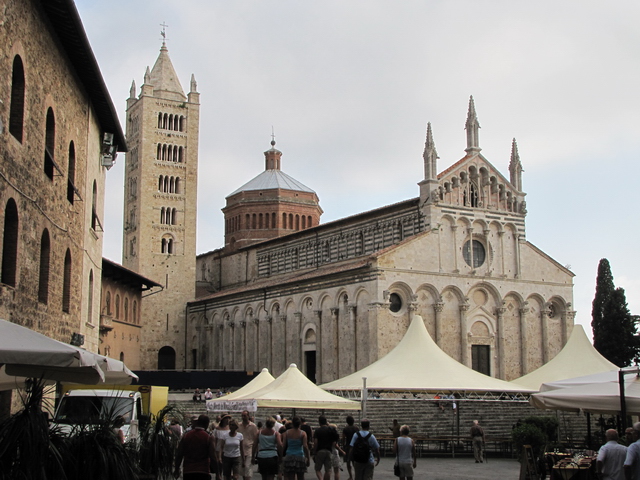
{"left": 392, "top": 425, "right": 416, "bottom": 480}
{"left": 214, "top": 415, "right": 231, "bottom": 480}
{"left": 220, "top": 419, "right": 245, "bottom": 480}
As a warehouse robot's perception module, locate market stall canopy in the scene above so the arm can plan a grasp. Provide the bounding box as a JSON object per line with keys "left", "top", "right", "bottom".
{"left": 513, "top": 324, "right": 616, "bottom": 391}
{"left": 206, "top": 368, "right": 275, "bottom": 412}
{"left": 320, "top": 315, "right": 533, "bottom": 393}
{"left": 0, "top": 319, "right": 138, "bottom": 390}
{"left": 232, "top": 363, "right": 360, "bottom": 410}
{"left": 530, "top": 372, "right": 640, "bottom": 415}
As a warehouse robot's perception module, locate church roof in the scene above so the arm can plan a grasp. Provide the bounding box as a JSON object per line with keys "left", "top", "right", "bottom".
{"left": 148, "top": 43, "right": 186, "bottom": 101}
{"left": 227, "top": 169, "right": 316, "bottom": 197}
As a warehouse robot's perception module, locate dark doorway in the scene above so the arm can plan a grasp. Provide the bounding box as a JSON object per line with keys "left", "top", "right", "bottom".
{"left": 158, "top": 346, "right": 176, "bottom": 370}
{"left": 305, "top": 350, "right": 316, "bottom": 384}
{"left": 471, "top": 345, "right": 490, "bottom": 376}
{"left": 191, "top": 349, "right": 198, "bottom": 370}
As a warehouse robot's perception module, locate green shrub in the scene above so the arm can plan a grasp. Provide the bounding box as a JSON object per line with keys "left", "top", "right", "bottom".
{"left": 512, "top": 423, "right": 547, "bottom": 457}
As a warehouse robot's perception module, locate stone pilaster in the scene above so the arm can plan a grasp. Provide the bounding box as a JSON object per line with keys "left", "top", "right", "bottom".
{"left": 519, "top": 304, "right": 529, "bottom": 375}
{"left": 495, "top": 306, "right": 506, "bottom": 379}
{"left": 434, "top": 301, "right": 444, "bottom": 346}
{"left": 460, "top": 302, "right": 470, "bottom": 366}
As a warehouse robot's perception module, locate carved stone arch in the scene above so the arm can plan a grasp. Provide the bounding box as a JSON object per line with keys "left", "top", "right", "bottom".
{"left": 489, "top": 220, "right": 503, "bottom": 234}
{"left": 469, "top": 316, "right": 494, "bottom": 337}
{"left": 243, "top": 305, "right": 255, "bottom": 320}
{"left": 479, "top": 166, "right": 489, "bottom": 186}
{"left": 440, "top": 214, "right": 456, "bottom": 227}
{"left": 268, "top": 301, "right": 281, "bottom": 317}
{"left": 468, "top": 281, "right": 501, "bottom": 307}
{"left": 284, "top": 298, "right": 296, "bottom": 316}
{"left": 335, "top": 288, "right": 350, "bottom": 309}
{"left": 472, "top": 219, "right": 489, "bottom": 232}
{"left": 318, "top": 293, "right": 332, "bottom": 312}
{"left": 546, "top": 295, "right": 571, "bottom": 357}
{"left": 525, "top": 294, "right": 547, "bottom": 370}
{"left": 457, "top": 216, "right": 471, "bottom": 230}
{"left": 297, "top": 295, "right": 314, "bottom": 313}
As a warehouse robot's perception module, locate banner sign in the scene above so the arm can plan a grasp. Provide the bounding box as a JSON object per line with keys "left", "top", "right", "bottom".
{"left": 206, "top": 399, "right": 258, "bottom": 412}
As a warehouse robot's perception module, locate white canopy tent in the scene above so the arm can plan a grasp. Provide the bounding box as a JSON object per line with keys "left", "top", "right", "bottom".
{"left": 513, "top": 325, "right": 617, "bottom": 391}
{"left": 0, "top": 318, "right": 138, "bottom": 390}
{"left": 206, "top": 368, "right": 275, "bottom": 412}
{"left": 320, "top": 315, "right": 533, "bottom": 395}
{"left": 530, "top": 371, "right": 640, "bottom": 415}
{"left": 227, "top": 363, "right": 360, "bottom": 411}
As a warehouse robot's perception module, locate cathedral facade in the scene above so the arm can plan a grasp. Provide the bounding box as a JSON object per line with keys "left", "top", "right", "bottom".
{"left": 187, "top": 97, "right": 575, "bottom": 383}
{"left": 122, "top": 46, "right": 574, "bottom": 382}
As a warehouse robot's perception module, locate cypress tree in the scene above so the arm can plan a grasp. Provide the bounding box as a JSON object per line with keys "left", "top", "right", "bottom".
{"left": 591, "top": 259, "right": 638, "bottom": 367}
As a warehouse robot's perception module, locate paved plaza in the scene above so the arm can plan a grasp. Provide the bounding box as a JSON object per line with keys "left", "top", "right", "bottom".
{"left": 352, "top": 456, "right": 521, "bottom": 480}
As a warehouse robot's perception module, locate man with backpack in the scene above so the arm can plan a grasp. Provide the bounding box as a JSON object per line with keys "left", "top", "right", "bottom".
{"left": 347, "top": 419, "right": 380, "bottom": 480}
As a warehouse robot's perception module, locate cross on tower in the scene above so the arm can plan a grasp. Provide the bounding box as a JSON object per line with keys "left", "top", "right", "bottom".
{"left": 160, "top": 22, "right": 169, "bottom": 44}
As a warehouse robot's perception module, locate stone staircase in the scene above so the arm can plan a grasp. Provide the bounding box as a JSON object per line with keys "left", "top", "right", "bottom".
{"left": 167, "top": 396, "right": 600, "bottom": 455}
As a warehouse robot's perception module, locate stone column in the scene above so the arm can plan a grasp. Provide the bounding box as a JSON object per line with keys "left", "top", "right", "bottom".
{"left": 205, "top": 325, "right": 214, "bottom": 369}
{"left": 239, "top": 320, "right": 246, "bottom": 371}
{"left": 468, "top": 228, "right": 475, "bottom": 271}
{"left": 498, "top": 231, "right": 505, "bottom": 277}
{"left": 564, "top": 309, "right": 576, "bottom": 346}
{"left": 313, "top": 310, "right": 323, "bottom": 383}
{"left": 519, "top": 304, "right": 529, "bottom": 375}
{"left": 349, "top": 305, "right": 359, "bottom": 369}
{"left": 460, "top": 302, "right": 470, "bottom": 366}
{"left": 265, "top": 315, "right": 273, "bottom": 372}
{"left": 367, "top": 302, "right": 384, "bottom": 365}
{"left": 218, "top": 324, "right": 224, "bottom": 369}
{"left": 434, "top": 300, "right": 444, "bottom": 346}
{"left": 541, "top": 305, "right": 550, "bottom": 364}
{"left": 483, "top": 229, "right": 491, "bottom": 275}
{"left": 228, "top": 320, "right": 235, "bottom": 369}
{"left": 451, "top": 225, "right": 459, "bottom": 272}
{"left": 253, "top": 317, "right": 260, "bottom": 371}
{"left": 279, "top": 314, "right": 288, "bottom": 372}
{"left": 495, "top": 306, "right": 506, "bottom": 379}
{"left": 293, "top": 312, "right": 302, "bottom": 367}
{"left": 331, "top": 307, "right": 342, "bottom": 378}
{"left": 515, "top": 234, "right": 523, "bottom": 279}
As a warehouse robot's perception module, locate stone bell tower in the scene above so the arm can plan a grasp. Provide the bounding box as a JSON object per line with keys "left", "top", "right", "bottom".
{"left": 122, "top": 40, "right": 199, "bottom": 369}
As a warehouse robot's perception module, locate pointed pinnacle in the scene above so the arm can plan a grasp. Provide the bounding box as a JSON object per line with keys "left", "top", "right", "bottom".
{"left": 466, "top": 95, "right": 478, "bottom": 125}
{"left": 423, "top": 122, "right": 438, "bottom": 159}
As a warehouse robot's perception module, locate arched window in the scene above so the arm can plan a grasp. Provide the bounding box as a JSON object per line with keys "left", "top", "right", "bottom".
{"left": 163, "top": 113, "right": 168, "bottom": 129}
{"left": 157, "top": 144, "right": 161, "bottom": 160}
{"left": 163, "top": 176, "right": 169, "bottom": 193}
{"left": 87, "top": 270, "right": 94, "bottom": 323}
{"left": 289, "top": 214, "right": 293, "bottom": 229}
{"left": 133, "top": 300, "right": 137, "bottom": 324}
{"left": 169, "top": 177, "right": 175, "bottom": 193}
{"left": 115, "top": 294, "right": 120, "bottom": 319}
{"left": 172, "top": 208, "right": 177, "bottom": 225}
{"left": 120, "top": 352, "right": 125, "bottom": 362}
{"left": 158, "top": 175, "right": 163, "bottom": 191}
{"left": 124, "top": 297, "right": 129, "bottom": 322}
{"left": 9, "top": 56, "right": 25, "bottom": 142}
{"left": 2, "top": 199, "right": 19, "bottom": 287}
{"left": 38, "top": 229, "right": 50, "bottom": 304}
{"left": 160, "top": 207, "right": 165, "bottom": 224}
{"left": 302, "top": 216, "right": 306, "bottom": 229}
{"left": 295, "top": 215, "right": 300, "bottom": 230}
{"left": 175, "top": 177, "right": 181, "bottom": 194}
{"left": 157, "top": 112, "right": 163, "bottom": 128}
{"left": 44, "top": 108, "right": 55, "bottom": 179}
{"left": 62, "top": 249, "right": 71, "bottom": 313}
{"left": 179, "top": 116, "right": 185, "bottom": 132}
{"left": 178, "top": 147, "right": 184, "bottom": 163}
{"left": 168, "top": 238, "right": 174, "bottom": 254}
{"left": 161, "top": 238, "right": 166, "bottom": 253}
{"left": 105, "top": 290, "right": 111, "bottom": 315}
{"left": 67, "top": 142, "right": 76, "bottom": 204}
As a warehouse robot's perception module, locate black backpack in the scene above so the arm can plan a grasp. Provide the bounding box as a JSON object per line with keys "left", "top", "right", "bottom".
{"left": 351, "top": 431, "right": 372, "bottom": 463}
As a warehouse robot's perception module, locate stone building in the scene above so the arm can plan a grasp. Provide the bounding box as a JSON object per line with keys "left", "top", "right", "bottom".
{"left": 189, "top": 97, "right": 575, "bottom": 383}
{"left": 99, "top": 259, "right": 162, "bottom": 370}
{"left": 121, "top": 42, "right": 200, "bottom": 369}
{"left": 0, "top": 0, "right": 125, "bottom": 368}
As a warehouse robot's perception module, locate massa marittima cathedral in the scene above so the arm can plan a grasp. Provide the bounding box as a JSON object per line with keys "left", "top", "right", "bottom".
{"left": 123, "top": 44, "right": 574, "bottom": 384}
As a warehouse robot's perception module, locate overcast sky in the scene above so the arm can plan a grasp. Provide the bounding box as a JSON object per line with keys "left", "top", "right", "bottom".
{"left": 74, "top": 0, "right": 640, "bottom": 340}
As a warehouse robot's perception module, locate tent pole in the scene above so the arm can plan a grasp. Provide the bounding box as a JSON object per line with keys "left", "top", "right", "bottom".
{"left": 362, "top": 377, "right": 367, "bottom": 420}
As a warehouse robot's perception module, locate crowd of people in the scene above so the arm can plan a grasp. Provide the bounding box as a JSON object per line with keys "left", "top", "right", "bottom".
{"left": 171, "top": 412, "right": 422, "bottom": 480}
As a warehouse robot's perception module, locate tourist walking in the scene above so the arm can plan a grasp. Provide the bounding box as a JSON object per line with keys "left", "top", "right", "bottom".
{"left": 282, "top": 416, "right": 311, "bottom": 480}
{"left": 174, "top": 414, "right": 216, "bottom": 480}
{"left": 329, "top": 424, "right": 345, "bottom": 480}
{"left": 214, "top": 415, "right": 232, "bottom": 480}
{"left": 624, "top": 422, "right": 640, "bottom": 480}
{"left": 239, "top": 410, "right": 259, "bottom": 480}
{"left": 348, "top": 419, "right": 380, "bottom": 480}
{"left": 597, "top": 429, "right": 627, "bottom": 480}
{"left": 342, "top": 416, "right": 359, "bottom": 480}
{"left": 392, "top": 425, "right": 416, "bottom": 480}
{"left": 470, "top": 420, "right": 485, "bottom": 463}
{"left": 314, "top": 416, "right": 340, "bottom": 480}
{"left": 253, "top": 417, "right": 282, "bottom": 480}
{"left": 219, "top": 419, "right": 245, "bottom": 480}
